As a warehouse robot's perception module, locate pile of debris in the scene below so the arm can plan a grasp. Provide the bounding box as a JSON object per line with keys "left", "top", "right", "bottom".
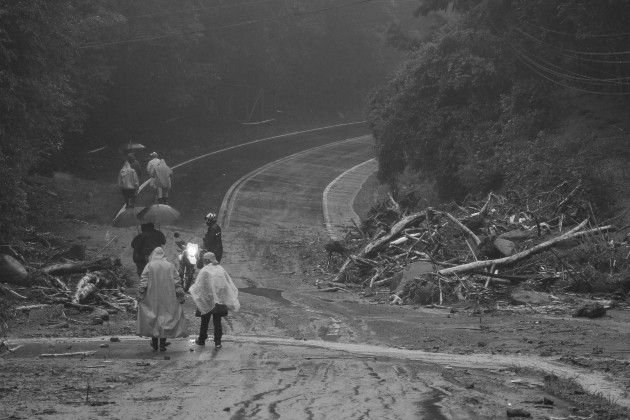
{"left": 0, "top": 231, "right": 134, "bottom": 329}
{"left": 326, "top": 183, "right": 629, "bottom": 314}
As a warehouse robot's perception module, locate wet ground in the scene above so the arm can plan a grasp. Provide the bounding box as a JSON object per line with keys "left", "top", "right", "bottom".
{"left": 0, "top": 335, "right": 586, "bottom": 419}
{"left": 3, "top": 123, "right": 630, "bottom": 419}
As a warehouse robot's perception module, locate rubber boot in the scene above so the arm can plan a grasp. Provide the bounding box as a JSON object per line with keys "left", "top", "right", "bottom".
{"left": 151, "top": 337, "right": 158, "bottom": 351}
{"left": 159, "top": 338, "right": 167, "bottom": 352}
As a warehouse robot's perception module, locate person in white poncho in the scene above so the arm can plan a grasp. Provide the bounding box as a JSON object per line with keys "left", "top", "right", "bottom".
{"left": 189, "top": 252, "right": 239, "bottom": 348}
{"left": 137, "top": 247, "right": 189, "bottom": 351}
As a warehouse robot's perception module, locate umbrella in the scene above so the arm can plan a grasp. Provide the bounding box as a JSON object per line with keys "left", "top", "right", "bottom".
{"left": 137, "top": 204, "right": 181, "bottom": 226}
{"left": 121, "top": 141, "right": 146, "bottom": 152}
{"left": 112, "top": 207, "right": 143, "bottom": 228}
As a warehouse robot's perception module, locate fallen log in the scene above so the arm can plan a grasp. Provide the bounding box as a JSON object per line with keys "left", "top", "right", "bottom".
{"left": 40, "top": 351, "right": 98, "bottom": 358}
{"left": 0, "top": 254, "right": 30, "bottom": 286}
{"left": 74, "top": 283, "right": 99, "bottom": 304}
{"left": 364, "top": 209, "right": 430, "bottom": 258}
{"left": 94, "top": 293, "right": 125, "bottom": 311}
{"left": 468, "top": 270, "right": 531, "bottom": 283}
{"left": 437, "top": 219, "right": 601, "bottom": 276}
{"left": 327, "top": 281, "right": 360, "bottom": 288}
{"left": 317, "top": 287, "right": 349, "bottom": 292}
{"left": 16, "top": 304, "right": 50, "bottom": 311}
{"left": 0, "top": 283, "right": 28, "bottom": 300}
{"left": 40, "top": 257, "right": 120, "bottom": 276}
{"left": 334, "top": 209, "right": 430, "bottom": 282}
{"left": 64, "top": 302, "right": 96, "bottom": 311}
{"left": 73, "top": 271, "right": 117, "bottom": 304}
{"left": 470, "top": 276, "right": 511, "bottom": 286}
{"left": 442, "top": 212, "right": 481, "bottom": 246}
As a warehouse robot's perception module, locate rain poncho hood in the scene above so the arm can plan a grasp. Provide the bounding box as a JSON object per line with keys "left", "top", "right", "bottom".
{"left": 137, "top": 247, "right": 189, "bottom": 338}
{"left": 189, "top": 262, "right": 240, "bottom": 315}
{"left": 147, "top": 157, "right": 160, "bottom": 176}
{"left": 118, "top": 161, "right": 139, "bottom": 189}
{"left": 153, "top": 159, "right": 172, "bottom": 188}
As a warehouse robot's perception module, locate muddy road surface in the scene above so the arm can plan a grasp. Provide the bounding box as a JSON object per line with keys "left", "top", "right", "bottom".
{"left": 2, "top": 124, "right": 630, "bottom": 419}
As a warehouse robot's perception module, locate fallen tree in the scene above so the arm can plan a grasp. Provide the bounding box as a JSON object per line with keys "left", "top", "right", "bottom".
{"left": 73, "top": 271, "right": 117, "bottom": 304}
{"left": 437, "top": 219, "right": 615, "bottom": 276}
{"left": 333, "top": 209, "right": 431, "bottom": 282}
{"left": 324, "top": 182, "right": 629, "bottom": 310}
{"left": 41, "top": 256, "right": 120, "bottom": 276}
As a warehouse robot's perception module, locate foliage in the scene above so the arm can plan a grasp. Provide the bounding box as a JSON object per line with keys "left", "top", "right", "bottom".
{"left": 367, "top": 0, "right": 630, "bottom": 203}
{"left": 0, "top": 0, "right": 119, "bottom": 241}
{"left": 368, "top": 21, "right": 520, "bottom": 198}
{"left": 0, "top": 0, "right": 402, "bottom": 243}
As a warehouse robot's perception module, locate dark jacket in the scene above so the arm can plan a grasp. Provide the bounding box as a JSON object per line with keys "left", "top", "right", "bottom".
{"left": 131, "top": 225, "right": 166, "bottom": 264}
{"left": 128, "top": 156, "right": 142, "bottom": 179}
{"left": 203, "top": 223, "right": 223, "bottom": 262}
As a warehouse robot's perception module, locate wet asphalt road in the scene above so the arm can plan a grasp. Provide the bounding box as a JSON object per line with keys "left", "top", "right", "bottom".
{"left": 151, "top": 122, "right": 370, "bottom": 231}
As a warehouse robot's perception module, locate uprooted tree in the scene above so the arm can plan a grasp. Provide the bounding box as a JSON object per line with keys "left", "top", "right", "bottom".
{"left": 327, "top": 183, "right": 629, "bottom": 309}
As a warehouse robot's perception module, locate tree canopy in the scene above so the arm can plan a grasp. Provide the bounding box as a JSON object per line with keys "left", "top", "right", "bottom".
{"left": 367, "top": 0, "right": 630, "bottom": 200}
{"left": 0, "top": 0, "right": 405, "bottom": 241}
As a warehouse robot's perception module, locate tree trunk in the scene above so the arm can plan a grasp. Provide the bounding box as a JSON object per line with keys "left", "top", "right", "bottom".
{"left": 333, "top": 209, "right": 430, "bottom": 282}
{"left": 41, "top": 257, "right": 120, "bottom": 276}
{"left": 438, "top": 220, "right": 611, "bottom": 276}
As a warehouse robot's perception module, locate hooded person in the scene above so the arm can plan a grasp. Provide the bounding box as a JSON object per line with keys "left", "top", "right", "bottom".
{"left": 117, "top": 159, "right": 139, "bottom": 209}
{"left": 202, "top": 212, "right": 223, "bottom": 263}
{"left": 189, "top": 252, "right": 239, "bottom": 349}
{"left": 146, "top": 152, "right": 160, "bottom": 176}
{"left": 131, "top": 223, "right": 166, "bottom": 276}
{"left": 153, "top": 159, "right": 173, "bottom": 204}
{"left": 137, "top": 247, "right": 189, "bottom": 351}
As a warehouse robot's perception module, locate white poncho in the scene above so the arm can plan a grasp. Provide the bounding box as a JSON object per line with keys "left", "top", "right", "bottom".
{"left": 137, "top": 247, "right": 189, "bottom": 338}
{"left": 153, "top": 159, "right": 172, "bottom": 189}
{"left": 189, "top": 263, "right": 240, "bottom": 315}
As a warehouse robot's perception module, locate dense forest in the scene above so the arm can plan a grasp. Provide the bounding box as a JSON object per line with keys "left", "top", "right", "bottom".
{"left": 3, "top": 0, "right": 630, "bottom": 243}
{"left": 368, "top": 0, "right": 630, "bottom": 207}
{"left": 0, "top": 0, "right": 423, "bottom": 242}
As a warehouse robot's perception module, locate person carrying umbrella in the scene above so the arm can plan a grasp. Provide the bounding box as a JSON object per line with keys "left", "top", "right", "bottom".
{"left": 137, "top": 247, "right": 189, "bottom": 352}
{"left": 117, "top": 156, "right": 139, "bottom": 209}
{"left": 127, "top": 152, "right": 142, "bottom": 180}
{"left": 131, "top": 223, "right": 166, "bottom": 276}
{"left": 189, "top": 252, "right": 239, "bottom": 349}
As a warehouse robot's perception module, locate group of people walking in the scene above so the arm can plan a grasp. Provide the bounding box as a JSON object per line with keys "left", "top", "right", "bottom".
{"left": 117, "top": 150, "right": 173, "bottom": 208}
{"left": 133, "top": 212, "right": 235, "bottom": 351}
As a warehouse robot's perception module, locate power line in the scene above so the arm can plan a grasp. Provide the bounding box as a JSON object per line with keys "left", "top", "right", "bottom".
{"left": 81, "top": 0, "right": 376, "bottom": 49}
{"left": 511, "top": 45, "right": 630, "bottom": 95}
{"left": 506, "top": 39, "right": 630, "bottom": 95}
{"left": 521, "top": 20, "right": 630, "bottom": 39}
{"left": 511, "top": 24, "right": 630, "bottom": 57}
{"left": 490, "top": 22, "right": 630, "bottom": 95}
{"left": 496, "top": 20, "right": 630, "bottom": 65}
{"left": 516, "top": 46, "right": 629, "bottom": 87}
{"left": 126, "top": 0, "right": 275, "bottom": 19}
{"left": 513, "top": 41, "right": 630, "bottom": 84}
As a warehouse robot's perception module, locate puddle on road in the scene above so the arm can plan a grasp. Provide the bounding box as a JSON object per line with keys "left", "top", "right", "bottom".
{"left": 420, "top": 391, "right": 447, "bottom": 420}
{"left": 238, "top": 287, "right": 293, "bottom": 306}
{"left": 3, "top": 340, "right": 221, "bottom": 362}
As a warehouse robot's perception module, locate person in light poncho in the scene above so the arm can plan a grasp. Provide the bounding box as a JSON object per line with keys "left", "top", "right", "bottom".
{"left": 151, "top": 159, "right": 173, "bottom": 204}
{"left": 137, "top": 247, "right": 189, "bottom": 351}
{"left": 117, "top": 158, "right": 139, "bottom": 209}
{"left": 189, "top": 252, "right": 239, "bottom": 348}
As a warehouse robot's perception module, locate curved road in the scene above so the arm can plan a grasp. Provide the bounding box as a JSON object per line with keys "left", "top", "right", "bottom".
{"left": 3, "top": 124, "right": 628, "bottom": 419}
